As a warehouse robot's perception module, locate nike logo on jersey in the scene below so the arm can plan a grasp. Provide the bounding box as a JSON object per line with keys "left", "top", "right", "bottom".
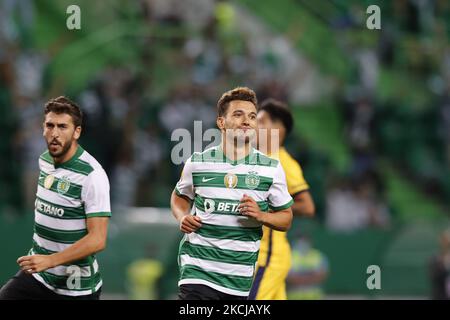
{"left": 202, "top": 177, "right": 215, "bottom": 183}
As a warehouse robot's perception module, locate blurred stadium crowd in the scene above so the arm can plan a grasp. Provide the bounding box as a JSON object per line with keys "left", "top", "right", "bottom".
{"left": 0, "top": 0, "right": 449, "bottom": 235}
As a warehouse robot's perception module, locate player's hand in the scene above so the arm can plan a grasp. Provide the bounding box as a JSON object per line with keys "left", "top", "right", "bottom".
{"left": 238, "top": 194, "right": 264, "bottom": 222}
{"left": 17, "top": 255, "right": 54, "bottom": 274}
{"left": 179, "top": 215, "right": 202, "bottom": 234}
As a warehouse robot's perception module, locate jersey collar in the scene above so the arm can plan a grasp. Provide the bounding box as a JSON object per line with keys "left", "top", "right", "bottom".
{"left": 217, "top": 145, "right": 255, "bottom": 165}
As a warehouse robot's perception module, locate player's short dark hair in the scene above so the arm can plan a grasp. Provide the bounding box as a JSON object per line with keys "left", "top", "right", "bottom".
{"left": 44, "top": 96, "right": 83, "bottom": 127}
{"left": 217, "top": 87, "right": 258, "bottom": 117}
{"left": 259, "top": 98, "right": 293, "bottom": 136}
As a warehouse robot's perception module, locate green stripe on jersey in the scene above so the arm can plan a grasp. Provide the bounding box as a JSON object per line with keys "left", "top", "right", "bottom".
{"left": 194, "top": 195, "right": 269, "bottom": 215}
{"left": 40, "top": 271, "right": 101, "bottom": 291}
{"left": 180, "top": 241, "right": 258, "bottom": 266}
{"left": 35, "top": 196, "right": 85, "bottom": 219}
{"left": 192, "top": 172, "right": 272, "bottom": 191}
{"left": 86, "top": 212, "right": 111, "bottom": 218}
{"left": 195, "top": 223, "right": 262, "bottom": 242}
{"left": 39, "top": 149, "right": 94, "bottom": 176}
{"left": 191, "top": 148, "right": 278, "bottom": 167}
{"left": 38, "top": 171, "right": 82, "bottom": 200}
{"left": 269, "top": 199, "right": 294, "bottom": 211}
{"left": 34, "top": 223, "right": 87, "bottom": 244}
{"left": 180, "top": 264, "right": 253, "bottom": 292}
{"left": 40, "top": 151, "right": 53, "bottom": 164}
{"left": 58, "top": 158, "right": 94, "bottom": 176}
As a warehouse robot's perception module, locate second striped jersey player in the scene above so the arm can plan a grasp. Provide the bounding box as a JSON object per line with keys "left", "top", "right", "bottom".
{"left": 0, "top": 96, "right": 110, "bottom": 300}
{"left": 32, "top": 145, "right": 110, "bottom": 296}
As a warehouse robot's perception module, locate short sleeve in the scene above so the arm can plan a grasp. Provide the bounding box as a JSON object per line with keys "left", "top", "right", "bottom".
{"left": 174, "top": 156, "right": 195, "bottom": 200}
{"left": 267, "top": 162, "right": 294, "bottom": 211}
{"left": 284, "top": 160, "right": 309, "bottom": 195}
{"left": 82, "top": 169, "right": 111, "bottom": 217}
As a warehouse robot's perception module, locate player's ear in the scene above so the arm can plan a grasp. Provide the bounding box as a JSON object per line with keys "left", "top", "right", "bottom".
{"left": 74, "top": 126, "right": 82, "bottom": 140}
{"left": 42, "top": 119, "right": 48, "bottom": 134}
{"left": 216, "top": 117, "right": 225, "bottom": 130}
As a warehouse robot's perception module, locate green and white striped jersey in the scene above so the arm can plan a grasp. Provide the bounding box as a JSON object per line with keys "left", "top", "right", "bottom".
{"left": 175, "top": 146, "right": 293, "bottom": 296}
{"left": 29, "top": 145, "right": 111, "bottom": 297}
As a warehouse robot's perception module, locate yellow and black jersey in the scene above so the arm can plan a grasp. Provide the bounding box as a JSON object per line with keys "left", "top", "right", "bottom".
{"left": 249, "top": 147, "right": 309, "bottom": 300}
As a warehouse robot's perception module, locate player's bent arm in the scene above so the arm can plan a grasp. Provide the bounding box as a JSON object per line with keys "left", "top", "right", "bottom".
{"left": 171, "top": 190, "right": 193, "bottom": 222}
{"left": 50, "top": 217, "right": 109, "bottom": 267}
{"left": 291, "top": 191, "right": 315, "bottom": 217}
{"left": 239, "top": 195, "right": 292, "bottom": 231}
{"left": 18, "top": 217, "right": 109, "bottom": 273}
{"left": 171, "top": 191, "right": 201, "bottom": 233}
{"left": 261, "top": 207, "right": 293, "bottom": 232}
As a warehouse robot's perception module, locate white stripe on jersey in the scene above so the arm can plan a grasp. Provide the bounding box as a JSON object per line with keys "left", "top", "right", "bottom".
{"left": 35, "top": 211, "right": 86, "bottom": 231}
{"left": 78, "top": 151, "right": 104, "bottom": 170}
{"left": 179, "top": 254, "right": 254, "bottom": 277}
{"left": 186, "top": 233, "right": 260, "bottom": 253}
{"left": 195, "top": 186, "right": 269, "bottom": 202}
{"left": 33, "top": 233, "right": 71, "bottom": 252}
{"left": 37, "top": 185, "right": 81, "bottom": 207}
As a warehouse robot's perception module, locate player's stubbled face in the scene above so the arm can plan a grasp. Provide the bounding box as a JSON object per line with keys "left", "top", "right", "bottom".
{"left": 43, "top": 112, "right": 77, "bottom": 158}
{"left": 222, "top": 100, "right": 257, "bottom": 143}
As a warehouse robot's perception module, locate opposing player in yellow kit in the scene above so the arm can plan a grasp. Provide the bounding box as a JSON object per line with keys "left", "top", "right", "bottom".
{"left": 249, "top": 99, "right": 315, "bottom": 300}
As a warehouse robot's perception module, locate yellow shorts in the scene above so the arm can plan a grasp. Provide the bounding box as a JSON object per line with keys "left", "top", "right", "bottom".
{"left": 249, "top": 263, "right": 290, "bottom": 300}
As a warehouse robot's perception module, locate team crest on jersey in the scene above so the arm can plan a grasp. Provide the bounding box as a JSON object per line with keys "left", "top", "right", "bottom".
{"left": 57, "top": 176, "right": 71, "bottom": 195}
{"left": 245, "top": 171, "right": 260, "bottom": 190}
{"left": 224, "top": 173, "right": 238, "bottom": 189}
{"left": 44, "top": 175, "right": 55, "bottom": 189}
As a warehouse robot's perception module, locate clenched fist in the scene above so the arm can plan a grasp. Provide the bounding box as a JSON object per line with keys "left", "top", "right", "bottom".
{"left": 17, "top": 255, "right": 54, "bottom": 274}
{"left": 238, "top": 194, "right": 265, "bottom": 223}
{"left": 179, "top": 215, "right": 202, "bottom": 234}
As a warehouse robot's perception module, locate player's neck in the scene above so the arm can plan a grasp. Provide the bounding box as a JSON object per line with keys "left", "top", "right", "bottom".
{"left": 53, "top": 142, "right": 79, "bottom": 165}
{"left": 220, "top": 138, "right": 252, "bottom": 161}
